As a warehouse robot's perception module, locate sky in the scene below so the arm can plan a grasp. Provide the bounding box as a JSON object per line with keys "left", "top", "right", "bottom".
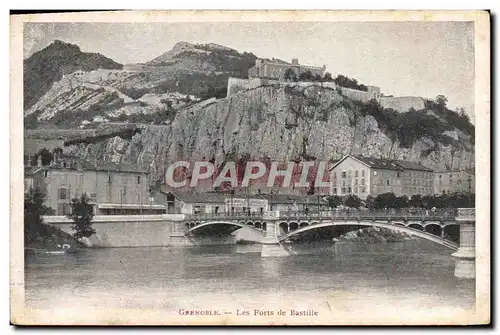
{"left": 24, "top": 21, "right": 474, "bottom": 118}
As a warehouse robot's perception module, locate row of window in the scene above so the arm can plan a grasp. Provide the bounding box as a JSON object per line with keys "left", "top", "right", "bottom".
{"left": 58, "top": 188, "right": 96, "bottom": 200}
{"left": 334, "top": 178, "right": 366, "bottom": 186}
{"left": 332, "top": 186, "right": 367, "bottom": 195}
{"left": 334, "top": 170, "right": 366, "bottom": 179}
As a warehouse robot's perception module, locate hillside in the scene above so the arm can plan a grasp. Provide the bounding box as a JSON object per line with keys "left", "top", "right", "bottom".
{"left": 24, "top": 41, "right": 257, "bottom": 128}
{"left": 24, "top": 40, "right": 123, "bottom": 110}
{"left": 59, "top": 83, "right": 475, "bottom": 193}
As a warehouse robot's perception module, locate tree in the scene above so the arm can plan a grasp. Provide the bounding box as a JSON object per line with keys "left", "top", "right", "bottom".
{"left": 323, "top": 72, "right": 333, "bottom": 82}
{"left": 327, "top": 195, "right": 343, "bottom": 208}
{"left": 67, "top": 194, "right": 95, "bottom": 239}
{"left": 374, "top": 192, "right": 397, "bottom": 209}
{"left": 284, "top": 68, "right": 297, "bottom": 82}
{"left": 393, "top": 195, "right": 409, "bottom": 208}
{"left": 435, "top": 95, "right": 448, "bottom": 111}
{"left": 345, "top": 194, "right": 362, "bottom": 208}
{"left": 24, "top": 188, "right": 55, "bottom": 244}
{"left": 409, "top": 194, "right": 423, "bottom": 208}
{"left": 31, "top": 148, "right": 54, "bottom": 166}
{"left": 365, "top": 195, "right": 375, "bottom": 209}
{"left": 313, "top": 74, "right": 322, "bottom": 82}
{"left": 299, "top": 70, "right": 314, "bottom": 82}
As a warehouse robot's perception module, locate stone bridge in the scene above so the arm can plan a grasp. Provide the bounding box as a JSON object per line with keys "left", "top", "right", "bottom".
{"left": 183, "top": 208, "right": 475, "bottom": 279}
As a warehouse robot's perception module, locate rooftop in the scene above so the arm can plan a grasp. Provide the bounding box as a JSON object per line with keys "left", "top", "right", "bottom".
{"left": 330, "top": 155, "right": 433, "bottom": 172}
{"left": 29, "top": 158, "right": 149, "bottom": 174}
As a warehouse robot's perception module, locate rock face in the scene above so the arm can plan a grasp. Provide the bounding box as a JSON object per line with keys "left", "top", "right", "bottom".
{"left": 63, "top": 83, "right": 475, "bottom": 193}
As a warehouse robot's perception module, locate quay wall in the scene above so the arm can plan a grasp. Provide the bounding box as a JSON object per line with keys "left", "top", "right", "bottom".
{"left": 44, "top": 215, "right": 263, "bottom": 247}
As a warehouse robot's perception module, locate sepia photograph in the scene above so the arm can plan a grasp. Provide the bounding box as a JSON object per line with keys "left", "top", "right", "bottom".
{"left": 10, "top": 10, "right": 490, "bottom": 325}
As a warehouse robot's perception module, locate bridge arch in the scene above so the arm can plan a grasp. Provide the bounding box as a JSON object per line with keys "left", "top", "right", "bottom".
{"left": 255, "top": 222, "right": 262, "bottom": 229}
{"left": 185, "top": 220, "right": 266, "bottom": 236}
{"left": 279, "top": 222, "right": 289, "bottom": 234}
{"left": 289, "top": 222, "right": 299, "bottom": 231}
{"left": 299, "top": 222, "right": 309, "bottom": 228}
{"left": 407, "top": 223, "right": 424, "bottom": 231}
{"left": 424, "top": 223, "right": 443, "bottom": 237}
{"left": 278, "top": 220, "right": 458, "bottom": 251}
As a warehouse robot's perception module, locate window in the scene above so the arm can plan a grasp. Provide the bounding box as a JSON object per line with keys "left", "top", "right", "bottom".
{"left": 380, "top": 179, "right": 384, "bottom": 185}
{"left": 361, "top": 170, "right": 365, "bottom": 177}
{"left": 386, "top": 180, "right": 390, "bottom": 185}
{"left": 342, "top": 171, "right": 346, "bottom": 178}
{"left": 347, "top": 170, "right": 352, "bottom": 178}
{"left": 341, "top": 187, "right": 345, "bottom": 194}
{"left": 355, "top": 179, "right": 358, "bottom": 185}
{"left": 355, "top": 170, "right": 359, "bottom": 177}
{"left": 44, "top": 171, "right": 48, "bottom": 178}
{"left": 439, "top": 175, "right": 442, "bottom": 179}
{"left": 354, "top": 187, "right": 358, "bottom": 193}
{"left": 90, "top": 192, "right": 97, "bottom": 199}
{"left": 108, "top": 172, "right": 112, "bottom": 183}
{"left": 333, "top": 172, "right": 336, "bottom": 179}
{"left": 137, "top": 176, "right": 141, "bottom": 184}
{"left": 361, "top": 178, "right": 365, "bottom": 185}
{"left": 342, "top": 180, "right": 346, "bottom": 186}
{"left": 457, "top": 179, "right": 462, "bottom": 184}
{"left": 361, "top": 186, "right": 366, "bottom": 193}
{"left": 397, "top": 172, "right": 400, "bottom": 178}
{"left": 348, "top": 187, "right": 352, "bottom": 193}
{"left": 58, "top": 188, "right": 67, "bottom": 200}
{"left": 333, "top": 188, "right": 337, "bottom": 194}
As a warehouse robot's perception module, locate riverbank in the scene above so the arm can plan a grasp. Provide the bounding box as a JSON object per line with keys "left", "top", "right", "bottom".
{"left": 25, "top": 223, "right": 86, "bottom": 255}
{"left": 337, "top": 227, "right": 413, "bottom": 244}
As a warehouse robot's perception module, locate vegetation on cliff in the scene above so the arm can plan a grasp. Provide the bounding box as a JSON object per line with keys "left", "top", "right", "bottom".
{"left": 343, "top": 95, "right": 474, "bottom": 149}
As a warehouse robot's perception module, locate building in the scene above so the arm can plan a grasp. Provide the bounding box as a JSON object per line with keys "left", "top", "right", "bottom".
{"left": 434, "top": 170, "right": 475, "bottom": 195}
{"left": 154, "top": 191, "right": 269, "bottom": 215}
{"left": 26, "top": 155, "right": 165, "bottom": 216}
{"left": 248, "top": 58, "right": 326, "bottom": 81}
{"left": 257, "top": 194, "right": 328, "bottom": 212}
{"left": 154, "top": 191, "right": 227, "bottom": 215}
{"left": 329, "top": 155, "right": 434, "bottom": 199}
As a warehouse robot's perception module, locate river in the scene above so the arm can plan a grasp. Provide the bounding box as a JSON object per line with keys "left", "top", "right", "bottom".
{"left": 24, "top": 240, "right": 475, "bottom": 325}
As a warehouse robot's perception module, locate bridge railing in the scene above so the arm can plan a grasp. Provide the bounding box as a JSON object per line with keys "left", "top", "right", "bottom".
{"left": 183, "top": 208, "right": 459, "bottom": 222}
{"left": 184, "top": 211, "right": 266, "bottom": 221}
{"left": 276, "top": 208, "right": 458, "bottom": 221}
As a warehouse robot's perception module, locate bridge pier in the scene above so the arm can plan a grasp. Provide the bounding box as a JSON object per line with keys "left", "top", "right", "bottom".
{"left": 452, "top": 208, "right": 475, "bottom": 279}
{"left": 261, "top": 215, "right": 289, "bottom": 258}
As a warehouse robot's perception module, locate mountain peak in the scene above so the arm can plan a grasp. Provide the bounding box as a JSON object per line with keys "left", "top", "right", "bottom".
{"left": 24, "top": 41, "right": 123, "bottom": 110}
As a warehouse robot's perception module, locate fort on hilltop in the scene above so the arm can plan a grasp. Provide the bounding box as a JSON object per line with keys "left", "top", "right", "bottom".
{"left": 227, "top": 57, "right": 425, "bottom": 113}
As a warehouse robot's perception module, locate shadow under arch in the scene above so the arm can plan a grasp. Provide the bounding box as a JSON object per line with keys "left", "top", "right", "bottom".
{"left": 278, "top": 220, "right": 458, "bottom": 251}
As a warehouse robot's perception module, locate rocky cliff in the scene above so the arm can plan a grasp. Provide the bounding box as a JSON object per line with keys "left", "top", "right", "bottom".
{"left": 62, "top": 83, "right": 475, "bottom": 193}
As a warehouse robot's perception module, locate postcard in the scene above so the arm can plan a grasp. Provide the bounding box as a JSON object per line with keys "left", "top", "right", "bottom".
{"left": 10, "top": 10, "right": 490, "bottom": 325}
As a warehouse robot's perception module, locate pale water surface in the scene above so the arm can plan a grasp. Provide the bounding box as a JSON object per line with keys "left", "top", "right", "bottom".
{"left": 24, "top": 240, "right": 475, "bottom": 323}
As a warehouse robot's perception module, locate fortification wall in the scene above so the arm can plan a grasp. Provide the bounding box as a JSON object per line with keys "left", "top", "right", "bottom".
{"left": 226, "top": 77, "right": 250, "bottom": 97}
{"left": 283, "top": 81, "right": 337, "bottom": 89}
{"left": 379, "top": 96, "right": 425, "bottom": 113}
{"left": 339, "top": 87, "right": 377, "bottom": 103}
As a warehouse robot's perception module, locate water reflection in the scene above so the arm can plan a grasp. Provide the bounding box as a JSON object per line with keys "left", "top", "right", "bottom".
{"left": 25, "top": 240, "right": 475, "bottom": 314}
